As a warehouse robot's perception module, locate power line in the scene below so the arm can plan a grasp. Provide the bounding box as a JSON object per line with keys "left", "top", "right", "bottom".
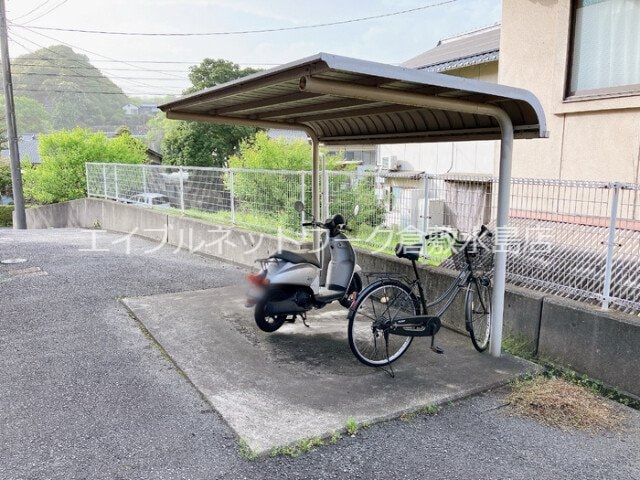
{"left": 13, "top": 25, "right": 189, "bottom": 80}
{"left": 12, "top": 1, "right": 456, "bottom": 36}
{"left": 12, "top": 58, "right": 280, "bottom": 66}
{"left": 12, "top": 71, "right": 188, "bottom": 82}
{"left": 7, "top": 37, "right": 186, "bottom": 95}
{"left": 14, "top": 87, "right": 177, "bottom": 96}
{"left": 11, "top": 0, "right": 53, "bottom": 22}
{"left": 11, "top": 63, "right": 192, "bottom": 72}
{"left": 22, "top": 0, "right": 70, "bottom": 24}
{"left": 8, "top": 29, "right": 182, "bottom": 90}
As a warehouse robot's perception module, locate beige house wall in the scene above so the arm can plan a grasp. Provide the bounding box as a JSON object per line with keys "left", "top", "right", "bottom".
{"left": 499, "top": 0, "right": 640, "bottom": 183}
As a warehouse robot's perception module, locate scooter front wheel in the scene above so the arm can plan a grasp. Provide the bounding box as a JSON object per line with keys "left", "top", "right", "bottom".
{"left": 254, "top": 301, "right": 287, "bottom": 332}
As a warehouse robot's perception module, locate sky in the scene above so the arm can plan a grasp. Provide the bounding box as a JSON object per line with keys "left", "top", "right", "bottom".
{"left": 5, "top": 0, "right": 501, "bottom": 97}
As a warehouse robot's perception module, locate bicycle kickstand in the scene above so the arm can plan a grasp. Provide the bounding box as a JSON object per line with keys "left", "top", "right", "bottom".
{"left": 430, "top": 335, "right": 444, "bottom": 354}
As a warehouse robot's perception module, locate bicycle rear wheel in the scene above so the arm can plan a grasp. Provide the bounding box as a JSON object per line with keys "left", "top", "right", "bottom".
{"left": 348, "top": 280, "right": 417, "bottom": 367}
{"left": 465, "top": 277, "right": 492, "bottom": 352}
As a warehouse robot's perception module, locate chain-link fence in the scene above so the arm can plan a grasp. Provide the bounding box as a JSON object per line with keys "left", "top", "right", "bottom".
{"left": 86, "top": 162, "right": 640, "bottom": 315}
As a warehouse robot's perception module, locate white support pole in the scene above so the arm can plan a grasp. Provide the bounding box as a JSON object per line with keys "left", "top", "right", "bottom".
{"left": 300, "top": 171, "right": 306, "bottom": 238}
{"left": 421, "top": 174, "right": 430, "bottom": 262}
{"left": 489, "top": 114, "right": 514, "bottom": 358}
{"left": 299, "top": 75, "right": 516, "bottom": 358}
{"left": 322, "top": 155, "right": 329, "bottom": 221}
{"left": 311, "top": 138, "right": 321, "bottom": 251}
{"left": 602, "top": 183, "right": 620, "bottom": 310}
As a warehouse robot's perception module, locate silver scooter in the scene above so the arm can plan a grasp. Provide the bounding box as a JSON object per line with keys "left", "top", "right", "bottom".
{"left": 245, "top": 201, "right": 362, "bottom": 332}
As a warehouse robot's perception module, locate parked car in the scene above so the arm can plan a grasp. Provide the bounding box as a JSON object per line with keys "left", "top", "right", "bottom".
{"left": 130, "top": 193, "right": 172, "bottom": 208}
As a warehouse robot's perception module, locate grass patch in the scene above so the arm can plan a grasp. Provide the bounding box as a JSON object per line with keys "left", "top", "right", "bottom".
{"left": 345, "top": 417, "right": 359, "bottom": 436}
{"left": 502, "top": 335, "right": 535, "bottom": 359}
{"left": 237, "top": 438, "right": 257, "bottom": 461}
{"left": 329, "top": 431, "right": 341, "bottom": 444}
{"left": 399, "top": 412, "right": 417, "bottom": 423}
{"left": 269, "top": 437, "right": 325, "bottom": 458}
{"left": 508, "top": 376, "right": 624, "bottom": 431}
{"left": 421, "top": 403, "right": 441, "bottom": 415}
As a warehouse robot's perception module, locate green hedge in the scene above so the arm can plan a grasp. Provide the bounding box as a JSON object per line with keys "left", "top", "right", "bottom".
{"left": 0, "top": 205, "right": 13, "bottom": 227}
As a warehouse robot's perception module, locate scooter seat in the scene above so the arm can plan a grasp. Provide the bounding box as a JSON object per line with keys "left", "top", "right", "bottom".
{"left": 271, "top": 250, "right": 321, "bottom": 268}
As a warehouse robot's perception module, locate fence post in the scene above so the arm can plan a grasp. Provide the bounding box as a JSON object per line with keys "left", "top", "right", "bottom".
{"left": 601, "top": 182, "right": 620, "bottom": 310}
{"left": 421, "top": 174, "right": 431, "bottom": 262}
{"left": 113, "top": 164, "right": 119, "bottom": 201}
{"left": 300, "top": 171, "right": 306, "bottom": 238}
{"left": 85, "top": 163, "right": 90, "bottom": 197}
{"left": 142, "top": 165, "right": 148, "bottom": 195}
{"left": 102, "top": 164, "right": 107, "bottom": 199}
{"left": 322, "top": 168, "right": 330, "bottom": 220}
{"left": 179, "top": 166, "right": 185, "bottom": 212}
{"left": 229, "top": 169, "right": 235, "bottom": 224}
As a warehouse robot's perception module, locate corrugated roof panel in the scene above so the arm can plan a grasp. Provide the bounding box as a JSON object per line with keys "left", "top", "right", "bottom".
{"left": 160, "top": 53, "right": 546, "bottom": 145}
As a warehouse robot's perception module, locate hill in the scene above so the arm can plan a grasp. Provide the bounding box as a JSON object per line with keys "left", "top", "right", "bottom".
{"left": 12, "top": 45, "right": 128, "bottom": 129}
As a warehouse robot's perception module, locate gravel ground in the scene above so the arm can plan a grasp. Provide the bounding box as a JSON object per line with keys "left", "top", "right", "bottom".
{"left": 1, "top": 228, "right": 639, "bottom": 480}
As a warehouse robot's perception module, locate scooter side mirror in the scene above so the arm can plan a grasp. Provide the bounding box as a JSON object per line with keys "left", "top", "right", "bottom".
{"left": 293, "top": 201, "right": 305, "bottom": 213}
{"left": 353, "top": 205, "right": 360, "bottom": 217}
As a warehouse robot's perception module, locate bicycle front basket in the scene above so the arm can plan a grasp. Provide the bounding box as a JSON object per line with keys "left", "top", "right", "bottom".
{"left": 450, "top": 235, "right": 494, "bottom": 274}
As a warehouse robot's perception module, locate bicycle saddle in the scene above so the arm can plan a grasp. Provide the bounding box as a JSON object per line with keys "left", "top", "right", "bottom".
{"left": 395, "top": 243, "right": 421, "bottom": 261}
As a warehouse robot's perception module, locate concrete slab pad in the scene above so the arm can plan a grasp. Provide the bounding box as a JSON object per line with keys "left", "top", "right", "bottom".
{"left": 123, "top": 286, "right": 538, "bottom": 455}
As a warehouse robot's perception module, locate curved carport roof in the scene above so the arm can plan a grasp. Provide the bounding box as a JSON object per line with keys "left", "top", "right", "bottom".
{"left": 160, "top": 53, "right": 546, "bottom": 144}
{"left": 159, "top": 53, "right": 548, "bottom": 358}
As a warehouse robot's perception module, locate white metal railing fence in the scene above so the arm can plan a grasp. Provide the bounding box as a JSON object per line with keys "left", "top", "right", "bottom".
{"left": 86, "top": 162, "right": 640, "bottom": 316}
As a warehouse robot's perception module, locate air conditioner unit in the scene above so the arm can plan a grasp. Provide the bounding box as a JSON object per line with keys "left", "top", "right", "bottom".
{"left": 380, "top": 155, "right": 398, "bottom": 170}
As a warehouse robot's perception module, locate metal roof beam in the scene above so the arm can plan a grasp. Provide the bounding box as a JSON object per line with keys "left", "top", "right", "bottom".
{"left": 256, "top": 98, "right": 376, "bottom": 120}
{"left": 165, "top": 110, "right": 318, "bottom": 141}
{"left": 212, "top": 92, "right": 322, "bottom": 115}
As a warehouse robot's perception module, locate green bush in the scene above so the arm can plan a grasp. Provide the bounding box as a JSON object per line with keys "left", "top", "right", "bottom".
{"left": 22, "top": 128, "right": 146, "bottom": 204}
{"left": 228, "top": 132, "right": 385, "bottom": 234}
{"left": 0, "top": 205, "right": 13, "bottom": 227}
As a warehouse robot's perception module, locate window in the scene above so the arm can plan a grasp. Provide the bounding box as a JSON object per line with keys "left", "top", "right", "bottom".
{"left": 567, "top": 0, "right": 640, "bottom": 97}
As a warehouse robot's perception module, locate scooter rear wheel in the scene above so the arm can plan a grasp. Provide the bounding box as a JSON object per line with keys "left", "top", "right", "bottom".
{"left": 254, "top": 302, "right": 287, "bottom": 332}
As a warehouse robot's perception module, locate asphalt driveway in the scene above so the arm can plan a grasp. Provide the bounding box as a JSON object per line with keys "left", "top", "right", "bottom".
{"left": 1, "top": 228, "right": 638, "bottom": 480}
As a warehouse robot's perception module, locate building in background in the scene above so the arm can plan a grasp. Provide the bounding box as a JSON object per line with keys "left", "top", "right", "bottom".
{"left": 500, "top": 0, "right": 640, "bottom": 183}
{"left": 0, "top": 134, "right": 41, "bottom": 165}
{"left": 122, "top": 103, "right": 139, "bottom": 116}
{"left": 379, "top": 24, "right": 500, "bottom": 176}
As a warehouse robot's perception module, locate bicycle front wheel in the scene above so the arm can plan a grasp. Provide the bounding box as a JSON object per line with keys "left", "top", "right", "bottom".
{"left": 348, "top": 280, "right": 418, "bottom": 367}
{"left": 465, "top": 278, "right": 492, "bottom": 352}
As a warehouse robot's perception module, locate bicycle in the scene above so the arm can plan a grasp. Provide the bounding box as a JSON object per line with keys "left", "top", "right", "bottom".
{"left": 347, "top": 225, "right": 494, "bottom": 368}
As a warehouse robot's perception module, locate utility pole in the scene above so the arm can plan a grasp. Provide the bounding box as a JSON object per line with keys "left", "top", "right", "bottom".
{"left": 0, "top": 0, "right": 26, "bottom": 229}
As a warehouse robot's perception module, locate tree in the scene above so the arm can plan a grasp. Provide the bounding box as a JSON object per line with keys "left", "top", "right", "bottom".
{"left": 227, "top": 132, "right": 385, "bottom": 232}
{"left": 0, "top": 163, "right": 12, "bottom": 197}
{"left": 22, "top": 128, "right": 145, "bottom": 204}
{"left": 0, "top": 96, "right": 52, "bottom": 134}
{"left": 12, "top": 45, "right": 127, "bottom": 129}
{"left": 161, "top": 59, "right": 260, "bottom": 167}
{"left": 187, "top": 58, "right": 260, "bottom": 92}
